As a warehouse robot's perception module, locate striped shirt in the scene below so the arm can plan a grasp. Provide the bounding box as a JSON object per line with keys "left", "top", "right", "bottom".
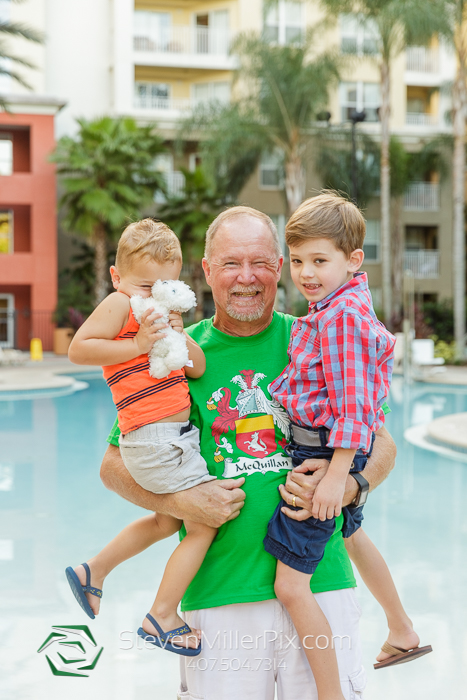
{"left": 269, "top": 272, "right": 395, "bottom": 452}
{"left": 102, "top": 308, "right": 190, "bottom": 434}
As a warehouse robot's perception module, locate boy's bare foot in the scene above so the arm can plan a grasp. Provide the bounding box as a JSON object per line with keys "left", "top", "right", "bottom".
{"left": 376, "top": 626, "right": 420, "bottom": 662}
{"left": 142, "top": 610, "right": 201, "bottom": 649}
{"left": 74, "top": 563, "right": 105, "bottom": 616}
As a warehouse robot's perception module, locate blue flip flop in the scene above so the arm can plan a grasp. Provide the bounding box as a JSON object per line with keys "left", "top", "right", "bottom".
{"left": 137, "top": 613, "right": 201, "bottom": 657}
{"left": 65, "top": 563, "right": 102, "bottom": 620}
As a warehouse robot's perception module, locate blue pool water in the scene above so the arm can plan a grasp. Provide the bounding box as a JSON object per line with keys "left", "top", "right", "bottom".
{"left": 0, "top": 375, "right": 466, "bottom": 699}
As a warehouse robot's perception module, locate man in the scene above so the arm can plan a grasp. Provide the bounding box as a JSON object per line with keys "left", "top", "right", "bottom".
{"left": 101, "top": 206, "right": 396, "bottom": 699}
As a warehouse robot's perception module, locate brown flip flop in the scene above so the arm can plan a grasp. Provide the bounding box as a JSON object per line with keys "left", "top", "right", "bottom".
{"left": 373, "top": 641, "right": 433, "bottom": 670}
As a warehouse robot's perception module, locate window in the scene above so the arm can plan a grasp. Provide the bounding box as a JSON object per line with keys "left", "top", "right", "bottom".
{"left": 340, "top": 82, "right": 380, "bottom": 122}
{"left": 193, "top": 81, "right": 230, "bottom": 105}
{"left": 134, "top": 82, "right": 170, "bottom": 108}
{"left": 363, "top": 220, "right": 380, "bottom": 262}
{"left": 340, "top": 14, "right": 379, "bottom": 55}
{"left": 195, "top": 10, "right": 229, "bottom": 54}
{"left": 0, "top": 210, "right": 13, "bottom": 254}
{"left": 259, "top": 151, "right": 283, "bottom": 189}
{"left": 134, "top": 11, "right": 170, "bottom": 51}
{"left": 0, "top": 136, "right": 12, "bottom": 175}
{"left": 263, "top": 1, "right": 304, "bottom": 45}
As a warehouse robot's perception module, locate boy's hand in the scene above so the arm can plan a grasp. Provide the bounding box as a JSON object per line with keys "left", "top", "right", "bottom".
{"left": 135, "top": 309, "right": 168, "bottom": 354}
{"left": 169, "top": 312, "right": 184, "bottom": 334}
{"left": 311, "top": 472, "right": 346, "bottom": 521}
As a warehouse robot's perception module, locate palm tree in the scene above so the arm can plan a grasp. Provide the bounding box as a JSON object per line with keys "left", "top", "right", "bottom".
{"left": 157, "top": 167, "right": 231, "bottom": 320}
{"left": 320, "top": 0, "right": 451, "bottom": 325}
{"left": 52, "top": 117, "right": 166, "bottom": 305}
{"left": 184, "top": 29, "right": 341, "bottom": 218}
{"left": 0, "top": 1, "right": 43, "bottom": 105}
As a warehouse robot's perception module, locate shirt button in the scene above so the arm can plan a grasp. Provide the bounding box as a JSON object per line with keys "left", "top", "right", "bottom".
{"left": 283, "top": 373, "right": 288, "bottom": 379}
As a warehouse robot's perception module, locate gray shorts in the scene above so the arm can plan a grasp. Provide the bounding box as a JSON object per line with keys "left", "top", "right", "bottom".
{"left": 119, "top": 421, "right": 215, "bottom": 494}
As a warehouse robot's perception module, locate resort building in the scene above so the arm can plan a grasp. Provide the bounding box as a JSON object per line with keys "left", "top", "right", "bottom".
{"left": 1, "top": 0, "right": 461, "bottom": 329}
{"left": 0, "top": 96, "right": 64, "bottom": 350}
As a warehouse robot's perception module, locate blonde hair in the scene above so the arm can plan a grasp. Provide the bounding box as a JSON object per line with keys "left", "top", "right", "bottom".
{"left": 204, "top": 206, "right": 281, "bottom": 260}
{"left": 115, "top": 218, "right": 182, "bottom": 274}
{"left": 286, "top": 192, "right": 366, "bottom": 257}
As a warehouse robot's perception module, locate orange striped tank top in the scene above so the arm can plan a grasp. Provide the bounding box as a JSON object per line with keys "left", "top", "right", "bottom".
{"left": 102, "top": 308, "right": 190, "bottom": 434}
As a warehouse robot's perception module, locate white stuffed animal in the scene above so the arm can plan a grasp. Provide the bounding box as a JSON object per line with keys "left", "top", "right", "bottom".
{"left": 130, "top": 279, "right": 197, "bottom": 379}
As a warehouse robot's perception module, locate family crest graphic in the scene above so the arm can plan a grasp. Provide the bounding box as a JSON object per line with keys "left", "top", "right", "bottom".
{"left": 207, "top": 369, "right": 292, "bottom": 478}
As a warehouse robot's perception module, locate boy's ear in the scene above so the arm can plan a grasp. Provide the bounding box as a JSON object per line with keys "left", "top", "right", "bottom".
{"left": 348, "top": 249, "right": 364, "bottom": 272}
{"left": 110, "top": 266, "right": 121, "bottom": 290}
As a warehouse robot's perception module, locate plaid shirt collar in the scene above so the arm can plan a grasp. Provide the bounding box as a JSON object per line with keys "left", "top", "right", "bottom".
{"left": 308, "top": 271, "right": 368, "bottom": 314}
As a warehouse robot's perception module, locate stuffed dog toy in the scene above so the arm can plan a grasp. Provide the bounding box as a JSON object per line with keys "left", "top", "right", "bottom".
{"left": 130, "top": 279, "right": 197, "bottom": 378}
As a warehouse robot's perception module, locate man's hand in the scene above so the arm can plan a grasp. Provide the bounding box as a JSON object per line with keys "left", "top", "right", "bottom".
{"left": 170, "top": 479, "right": 246, "bottom": 528}
{"left": 135, "top": 309, "right": 168, "bottom": 354}
{"left": 279, "top": 458, "right": 329, "bottom": 521}
{"left": 100, "top": 445, "right": 245, "bottom": 527}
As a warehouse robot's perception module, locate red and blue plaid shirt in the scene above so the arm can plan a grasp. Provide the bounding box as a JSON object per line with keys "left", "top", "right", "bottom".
{"left": 270, "top": 272, "right": 395, "bottom": 453}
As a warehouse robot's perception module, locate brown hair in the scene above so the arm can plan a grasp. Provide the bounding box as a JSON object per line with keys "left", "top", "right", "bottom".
{"left": 204, "top": 206, "right": 282, "bottom": 260}
{"left": 115, "top": 218, "right": 182, "bottom": 274}
{"left": 285, "top": 192, "right": 366, "bottom": 257}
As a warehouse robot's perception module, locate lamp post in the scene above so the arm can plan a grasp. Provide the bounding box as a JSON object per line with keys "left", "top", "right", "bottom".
{"left": 350, "top": 110, "right": 366, "bottom": 204}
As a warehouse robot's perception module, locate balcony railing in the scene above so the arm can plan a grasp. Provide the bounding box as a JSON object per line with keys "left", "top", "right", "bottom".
{"left": 134, "top": 94, "right": 191, "bottom": 111}
{"left": 406, "top": 46, "right": 439, "bottom": 73}
{"left": 404, "top": 182, "right": 440, "bottom": 211}
{"left": 406, "top": 112, "right": 439, "bottom": 126}
{"left": 155, "top": 171, "right": 186, "bottom": 203}
{"left": 134, "top": 26, "right": 231, "bottom": 57}
{"left": 404, "top": 250, "right": 439, "bottom": 279}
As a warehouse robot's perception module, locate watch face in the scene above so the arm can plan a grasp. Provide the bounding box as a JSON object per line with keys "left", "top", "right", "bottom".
{"left": 359, "top": 490, "right": 368, "bottom": 506}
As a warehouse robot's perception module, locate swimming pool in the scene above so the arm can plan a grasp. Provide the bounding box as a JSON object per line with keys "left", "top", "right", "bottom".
{"left": 0, "top": 375, "right": 465, "bottom": 699}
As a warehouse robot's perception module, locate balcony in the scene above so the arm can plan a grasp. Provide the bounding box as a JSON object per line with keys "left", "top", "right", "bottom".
{"left": 405, "top": 112, "right": 439, "bottom": 127}
{"left": 133, "top": 26, "right": 236, "bottom": 70}
{"left": 404, "top": 182, "right": 440, "bottom": 211}
{"left": 404, "top": 250, "right": 439, "bottom": 279}
{"left": 406, "top": 47, "right": 439, "bottom": 73}
{"left": 134, "top": 93, "right": 192, "bottom": 114}
{"left": 155, "top": 171, "right": 186, "bottom": 203}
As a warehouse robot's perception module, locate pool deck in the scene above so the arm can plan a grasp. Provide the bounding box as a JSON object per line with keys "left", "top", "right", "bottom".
{"left": 0, "top": 354, "right": 102, "bottom": 393}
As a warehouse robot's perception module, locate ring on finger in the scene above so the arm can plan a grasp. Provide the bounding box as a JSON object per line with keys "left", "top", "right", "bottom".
{"left": 292, "top": 495, "right": 296, "bottom": 508}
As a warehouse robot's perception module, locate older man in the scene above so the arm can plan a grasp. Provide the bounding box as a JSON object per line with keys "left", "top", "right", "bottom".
{"left": 101, "top": 207, "right": 396, "bottom": 700}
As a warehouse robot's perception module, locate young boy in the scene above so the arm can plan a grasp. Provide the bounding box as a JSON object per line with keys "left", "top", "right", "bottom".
{"left": 66, "top": 219, "right": 216, "bottom": 655}
{"left": 265, "top": 193, "right": 431, "bottom": 698}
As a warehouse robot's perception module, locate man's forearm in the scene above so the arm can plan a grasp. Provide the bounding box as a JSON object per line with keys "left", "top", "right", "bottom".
{"left": 342, "top": 425, "right": 396, "bottom": 506}
{"left": 100, "top": 444, "right": 246, "bottom": 528}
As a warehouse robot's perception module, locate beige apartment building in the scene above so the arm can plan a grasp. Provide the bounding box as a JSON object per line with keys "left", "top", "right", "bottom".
{"left": 124, "top": 0, "right": 457, "bottom": 311}
{"left": 3, "top": 0, "right": 459, "bottom": 312}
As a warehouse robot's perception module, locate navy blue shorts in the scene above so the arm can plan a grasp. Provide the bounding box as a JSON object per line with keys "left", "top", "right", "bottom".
{"left": 263, "top": 428, "right": 374, "bottom": 575}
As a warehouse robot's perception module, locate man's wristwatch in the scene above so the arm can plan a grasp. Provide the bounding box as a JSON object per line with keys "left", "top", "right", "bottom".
{"left": 349, "top": 472, "right": 369, "bottom": 507}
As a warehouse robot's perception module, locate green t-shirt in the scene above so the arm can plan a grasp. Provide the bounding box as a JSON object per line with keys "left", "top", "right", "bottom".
{"left": 107, "top": 312, "right": 357, "bottom": 611}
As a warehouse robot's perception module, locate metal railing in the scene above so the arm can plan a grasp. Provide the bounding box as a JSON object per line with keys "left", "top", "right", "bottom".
{"left": 404, "top": 182, "right": 440, "bottom": 211}
{"left": 134, "top": 26, "right": 231, "bottom": 56}
{"left": 406, "top": 112, "right": 439, "bottom": 126}
{"left": 406, "top": 46, "right": 439, "bottom": 73}
{"left": 155, "top": 171, "right": 186, "bottom": 203}
{"left": 404, "top": 250, "right": 439, "bottom": 279}
{"left": 0, "top": 309, "right": 55, "bottom": 351}
{"left": 134, "top": 94, "right": 192, "bottom": 111}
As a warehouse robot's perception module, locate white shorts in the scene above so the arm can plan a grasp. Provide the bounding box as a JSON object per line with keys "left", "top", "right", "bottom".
{"left": 119, "top": 421, "right": 216, "bottom": 494}
{"left": 178, "top": 589, "right": 366, "bottom": 700}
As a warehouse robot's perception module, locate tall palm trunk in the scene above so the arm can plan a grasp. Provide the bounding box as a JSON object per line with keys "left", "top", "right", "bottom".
{"left": 93, "top": 223, "right": 109, "bottom": 306}
{"left": 391, "top": 195, "right": 404, "bottom": 324}
{"left": 452, "top": 39, "right": 467, "bottom": 358}
{"left": 284, "top": 145, "right": 306, "bottom": 313}
{"left": 380, "top": 59, "right": 392, "bottom": 326}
